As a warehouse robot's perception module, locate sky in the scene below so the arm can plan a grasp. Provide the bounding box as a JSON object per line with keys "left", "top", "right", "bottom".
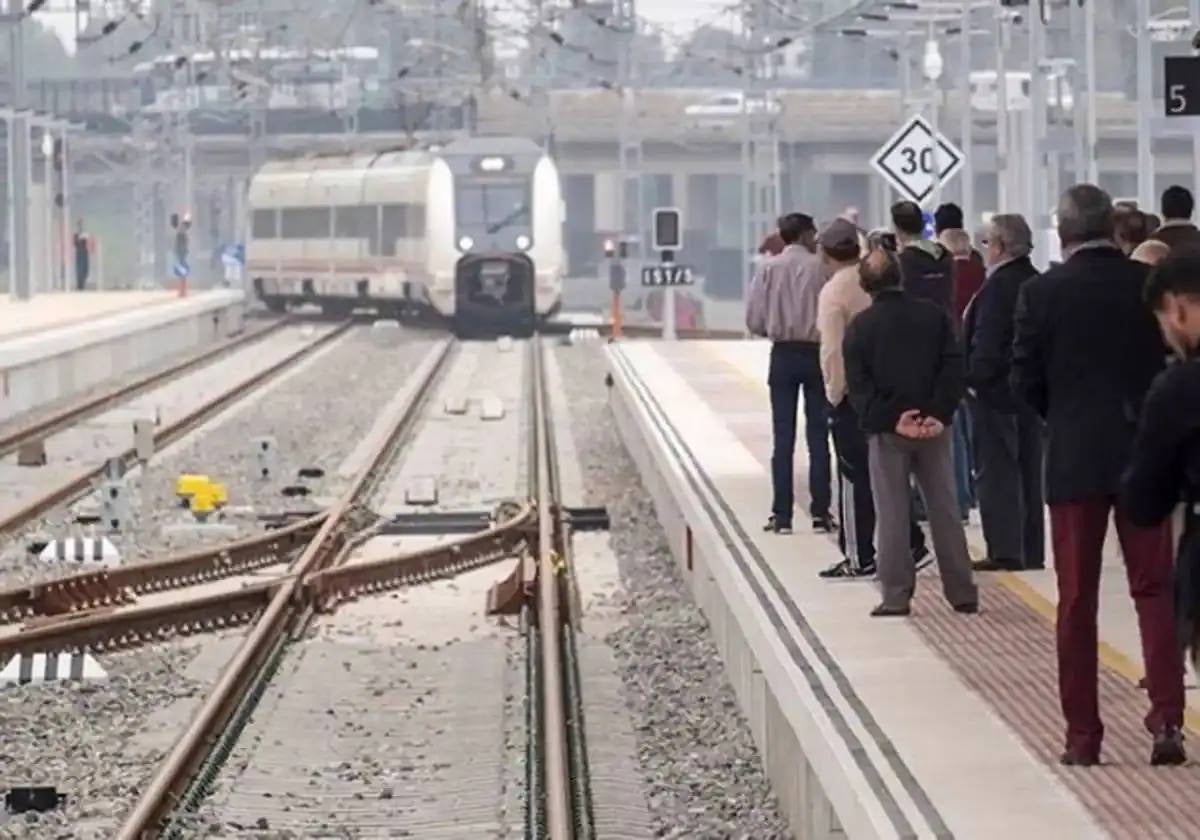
{"left": 38, "top": 1, "right": 734, "bottom": 56}
{"left": 640, "top": 0, "right": 735, "bottom": 35}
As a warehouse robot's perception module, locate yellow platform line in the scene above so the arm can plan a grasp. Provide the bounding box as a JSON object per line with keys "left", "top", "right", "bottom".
{"left": 710, "top": 346, "right": 1200, "bottom": 736}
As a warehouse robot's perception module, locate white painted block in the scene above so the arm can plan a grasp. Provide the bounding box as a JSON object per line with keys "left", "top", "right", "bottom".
{"left": 444, "top": 396, "right": 468, "bottom": 415}
{"left": 1, "top": 652, "right": 107, "bottom": 685}
{"left": 496, "top": 336, "right": 514, "bottom": 352}
{"left": 133, "top": 418, "right": 155, "bottom": 461}
{"left": 38, "top": 536, "right": 120, "bottom": 567}
{"left": 405, "top": 477, "right": 439, "bottom": 506}
{"left": 479, "top": 395, "right": 505, "bottom": 421}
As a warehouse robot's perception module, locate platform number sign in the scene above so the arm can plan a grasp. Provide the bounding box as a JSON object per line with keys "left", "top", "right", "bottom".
{"left": 871, "top": 115, "right": 965, "bottom": 206}
{"left": 641, "top": 265, "right": 694, "bottom": 287}
{"left": 1165, "top": 56, "right": 1200, "bottom": 117}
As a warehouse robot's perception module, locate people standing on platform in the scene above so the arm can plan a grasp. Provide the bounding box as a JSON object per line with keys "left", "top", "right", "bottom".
{"left": 844, "top": 248, "right": 977, "bottom": 616}
{"left": 1151, "top": 185, "right": 1200, "bottom": 253}
{"left": 815, "top": 220, "right": 930, "bottom": 579}
{"left": 939, "top": 222, "right": 985, "bottom": 521}
{"left": 1011, "top": 184, "right": 1184, "bottom": 767}
{"left": 1123, "top": 251, "right": 1200, "bottom": 706}
{"left": 72, "top": 220, "right": 90, "bottom": 292}
{"left": 964, "top": 214, "right": 1044, "bottom": 572}
{"left": 1132, "top": 239, "right": 1171, "bottom": 267}
{"left": 893, "top": 200, "right": 954, "bottom": 312}
{"left": 746, "top": 212, "right": 834, "bottom": 535}
{"left": 1115, "top": 208, "right": 1153, "bottom": 256}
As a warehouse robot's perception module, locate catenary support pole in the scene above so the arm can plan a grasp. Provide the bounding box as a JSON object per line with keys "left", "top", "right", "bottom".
{"left": 1136, "top": 0, "right": 1154, "bottom": 210}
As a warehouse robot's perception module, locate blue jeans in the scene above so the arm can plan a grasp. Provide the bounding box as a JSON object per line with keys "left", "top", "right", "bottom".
{"left": 768, "top": 342, "right": 832, "bottom": 525}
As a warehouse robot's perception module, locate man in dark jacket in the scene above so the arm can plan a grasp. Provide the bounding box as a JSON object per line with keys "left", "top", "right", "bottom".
{"left": 1011, "top": 183, "right": 1184, "bottom": 767}
{"left": 893, "top": 200, "right": 953, "bottom": 313}
{"left": 1122, "top": 251, "right": 1200, "bottom": 713}
{"left": 964, "top": 213, "right": 1044, "bottom": 571}
{"left": 844, "top": 247, "right": 977, "bottom": 617}
{"left": 1152, "top": 185, "right": 1200, "bottom": 253}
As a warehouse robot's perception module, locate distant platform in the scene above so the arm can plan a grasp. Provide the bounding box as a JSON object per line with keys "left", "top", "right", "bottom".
{"left": 0, "top": 290, "right": 245, "bottom": 421}
{"left": 609, "top": 338, "right": 1198, "bottom": 840}
{"left": 0, "top": 291, "right": 184, "bottom": 342}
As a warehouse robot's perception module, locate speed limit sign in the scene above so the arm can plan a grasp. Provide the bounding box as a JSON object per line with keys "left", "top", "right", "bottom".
{"left": 871, "top": 115, "right": 964, "bottom": 206}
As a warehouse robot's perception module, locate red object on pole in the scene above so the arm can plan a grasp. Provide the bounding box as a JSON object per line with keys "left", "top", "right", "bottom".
{"left": 611, "top": 291, "right": 623, "bottom": 339}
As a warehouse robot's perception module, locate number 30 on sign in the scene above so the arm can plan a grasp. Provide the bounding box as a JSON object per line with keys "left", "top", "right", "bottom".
{"left": 870, "top": 115, "right": 964, "bottom": 206}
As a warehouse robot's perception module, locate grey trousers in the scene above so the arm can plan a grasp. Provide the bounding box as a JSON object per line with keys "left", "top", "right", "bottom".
{"left": 970, "top": 399, "right": 1045, "bottom": 569}
{"left": 868, "top": 432, "right": 978, "bottom": 609}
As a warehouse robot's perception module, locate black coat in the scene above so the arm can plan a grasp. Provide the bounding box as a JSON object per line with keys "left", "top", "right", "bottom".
{"left": 1122, "top": 357, "right": 1200, "bottom": 659}
{"left": 844, "top": 288, "right": 965, "bottom": 435}
{"left": 899, "top": 242, "right": 954, "bottom": 314}
{"left": 1153, "top": 222, "right": 1200, "bottom": 253}
{"left": 1011, "top": 245, "right": 1166, "bottom": 504}
{"left": 963, "top": 255, "right": 1038, "bottom": 412}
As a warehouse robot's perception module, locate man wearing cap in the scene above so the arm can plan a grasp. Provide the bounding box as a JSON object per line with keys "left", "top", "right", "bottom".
{"left": 817, "top": 220, "right": 931, "bottom": 578}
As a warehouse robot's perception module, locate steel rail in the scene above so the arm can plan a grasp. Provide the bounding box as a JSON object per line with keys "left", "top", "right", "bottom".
{"left": 117, "top": 337, "right": 454, "bottom": 839}
{"left": 533, "top": 337, "right": 575, "bottom": 840}
{"left": 0, "top": 514, "right": 324, "bottom": 624}
{"left": 0, "top": 320, "right": 354, "bottom": 538}
{"left": 0, "top": 316, "right": 291, "bottom": 461}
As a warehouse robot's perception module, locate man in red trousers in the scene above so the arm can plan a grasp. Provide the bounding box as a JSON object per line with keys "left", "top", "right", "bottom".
{"left": 1011, "top": 184, "right": 1185, "bottom": 766}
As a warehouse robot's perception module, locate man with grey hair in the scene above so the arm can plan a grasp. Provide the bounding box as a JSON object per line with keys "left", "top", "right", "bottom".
{"left": 1011, "top": 184, "right": 1184, "bottom": 766}
{"left": 964, "top": 213, "right": 1043, "bottom": 573}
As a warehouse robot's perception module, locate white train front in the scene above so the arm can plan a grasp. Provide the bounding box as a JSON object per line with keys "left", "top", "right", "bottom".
{"left": 246, "top": 137, "right": 565, "bottom": 334}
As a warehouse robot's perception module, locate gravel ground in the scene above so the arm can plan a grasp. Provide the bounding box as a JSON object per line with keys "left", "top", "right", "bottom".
{"left": 0, "top": 329, "right": 441, "bottom": 585}
{"left": 0, "top": 638, "right": 214, "bottom": 839}
{"left": 554, "top": 343, "right": 792, "bottom": 840}
{"left": 0, "top": 329, "right": 441, "bottom": 837}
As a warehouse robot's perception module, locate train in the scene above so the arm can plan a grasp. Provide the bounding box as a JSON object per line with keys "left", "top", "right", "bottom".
{"left": 246, "top": 136, "right": 565, "bottom": 335}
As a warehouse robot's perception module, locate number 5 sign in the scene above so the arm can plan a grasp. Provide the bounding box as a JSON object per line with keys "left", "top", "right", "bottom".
{"left": 871, "top": 115, "right": 965, "bottom": 206}
{"left": 1164, "top": 56, "right": 1200, "bottom": 117}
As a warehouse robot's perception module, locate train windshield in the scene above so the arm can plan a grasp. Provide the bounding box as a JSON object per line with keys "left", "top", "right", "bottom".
{"left": 455, "top": 181, "right": 531, "bottom": 232}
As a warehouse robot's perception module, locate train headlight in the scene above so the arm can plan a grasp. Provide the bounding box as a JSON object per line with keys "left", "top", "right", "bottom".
{"left": 515, "top": 234, "right": 532, "bottom": 251}
{"left": 458, "top": 235, "right": 474, "bottom": 252}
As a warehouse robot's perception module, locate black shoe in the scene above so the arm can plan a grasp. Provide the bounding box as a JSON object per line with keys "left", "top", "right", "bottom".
{"left": 763, "top": 515, "right": 793, "bottom": 535}
{"left": 819, "top": 559, "right": 877, "bottom": 580}
{"left": 812, "top": 514, "right": 835, "bottom": 533}
{"left": 870, "top": 603, "right": 911, "bottom": 618}
{"left": 1151, "top": 727, "right": 1187, "bottom": 766}
{"left": 1060, "top": 750, "right": 1100, "bottom": 767}
{"left": 973, "top": 558, "right": 1022, "bottom": 572}
{"left": 953, "top": 602, "right": 979, "bottom": 615}
{"left": 912, "top": 545, "right": 933, "bottom": 573}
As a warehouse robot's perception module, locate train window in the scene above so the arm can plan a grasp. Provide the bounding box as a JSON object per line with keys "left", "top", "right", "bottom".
{"left": 252, "top": 209, "right": 277, "bottom": 239}
{"left": 280, "top": 207, "right": 331, "bottom": 239}
{"left": 380, "top": 204, "right": 408, "bottom": 256}
{"left": 455, "top": 182, "right": 530, "bottom": 230}
{"left": 407, "top": 204, "right": 426, "bottom": 237}
{"left": 334, "top": 205, "right": 377, "bottom": 251}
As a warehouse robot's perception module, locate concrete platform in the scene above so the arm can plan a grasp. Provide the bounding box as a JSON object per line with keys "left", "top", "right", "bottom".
{"left": 608, "top": 339, "right": 1200, "bottom": 840}
{"left": 0, "top": 290, "right": 244, "bottom": 422}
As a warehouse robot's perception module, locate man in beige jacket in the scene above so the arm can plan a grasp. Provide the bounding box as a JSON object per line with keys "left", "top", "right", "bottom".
{"left": 816, "top": 219, "right": 930, "bottom": 578}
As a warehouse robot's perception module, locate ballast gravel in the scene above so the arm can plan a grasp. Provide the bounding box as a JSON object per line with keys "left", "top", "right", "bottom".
{"left": 554, "top": 342, "right": 793, "bottom": 840}
{"left": 0, "top": 329, "right": 439, "bottom": 584}
{"left": 0, "top": 640, "right": 209, "bottom": 839}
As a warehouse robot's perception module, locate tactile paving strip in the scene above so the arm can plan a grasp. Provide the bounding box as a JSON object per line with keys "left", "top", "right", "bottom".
{"left": 913, "top": 580, "right": 1200, "bottom": 840}
{"left": 662, "top": 348, "right": 1200, "bottom": 839}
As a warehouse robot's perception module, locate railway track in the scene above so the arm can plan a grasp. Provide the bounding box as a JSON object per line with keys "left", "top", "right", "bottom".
{"left": 0, "top": 319, "right": 353, "bottom": 539}
{"left": 0, "top": 316, "right": 289, "bottom": 462}
{"left": 94, "top": 337, "right": 594, "bottom": 838}
{"left": 0, "top": 337, "right": 454, "bottom": 661}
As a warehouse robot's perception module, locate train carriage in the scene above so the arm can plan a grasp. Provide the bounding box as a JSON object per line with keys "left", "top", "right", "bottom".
{"left": 247, "top": 137, "right": 565, "bottom": 335}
